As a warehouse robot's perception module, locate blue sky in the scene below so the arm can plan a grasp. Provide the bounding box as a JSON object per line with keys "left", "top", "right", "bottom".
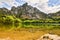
{"left": 48, "top": 0, "right": 60, "bottom": 7}
{"left": 1, "top": 2, "right": 11, "bottom": 8}
{"left": 14, "top": 0, "right": 25, "bottom": 6}
{"left": 0, "top": 0, "right": 60, "bottom": 13}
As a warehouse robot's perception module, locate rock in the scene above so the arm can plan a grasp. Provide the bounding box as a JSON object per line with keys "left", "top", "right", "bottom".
{"left": 37, "top": 34, "right": 60, "bottom": 40}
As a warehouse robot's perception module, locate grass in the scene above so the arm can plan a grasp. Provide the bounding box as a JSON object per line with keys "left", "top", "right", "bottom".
{"left": 0, "top": 22, "right": 60, "bottom": 40}
{"left": 0, "top": 28, "right": 60, "bottom": 40}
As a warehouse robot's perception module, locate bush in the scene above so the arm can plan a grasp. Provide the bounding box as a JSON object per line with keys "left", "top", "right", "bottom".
{"left": 4, "top": 16, "right": 14, "bottom": 26}
{"left": 14, "top": 18, "right": 22, "bottom": 28}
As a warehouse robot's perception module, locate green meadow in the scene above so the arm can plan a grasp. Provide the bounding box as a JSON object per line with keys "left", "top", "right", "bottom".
{"left": 0, "top": 15, "right": 60, "bottom": 31}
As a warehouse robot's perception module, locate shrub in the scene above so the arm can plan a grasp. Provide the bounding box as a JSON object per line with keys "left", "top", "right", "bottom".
{"left": 14, "top": 18, "right": 22, "bottom": 28}
{"left": 4, "top": 16, "right": 14, "bottom": 26}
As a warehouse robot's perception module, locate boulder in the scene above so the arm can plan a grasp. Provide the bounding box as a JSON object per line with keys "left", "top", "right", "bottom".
{"left": 37, "top": 34, "right": 60, "bottom": 40}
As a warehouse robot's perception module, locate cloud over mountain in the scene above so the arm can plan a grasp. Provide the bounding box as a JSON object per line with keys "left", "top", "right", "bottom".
{"left": 0, "top": 0, "right": 60, "bottom": 14}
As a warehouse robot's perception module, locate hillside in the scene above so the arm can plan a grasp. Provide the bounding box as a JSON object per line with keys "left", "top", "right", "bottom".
{"left": 48, "top": 11, "right": 60, "bottom": 20}
{"left": 0, "top": 3, "right": 48, "bottom": 20}
{"left": 0, "top": 3, "right": 60, "bottom": 21}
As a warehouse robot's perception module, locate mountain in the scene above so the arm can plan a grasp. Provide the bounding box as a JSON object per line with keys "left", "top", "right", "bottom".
{"left": 48, "top": 11, "right": 60, "bottom": 20}
{"left": 0, "top": 7, "right": 14, "bottom": 16}
{"left": 11, "top": 3, "right": 48, "bottom": 19}
{"left": 0, "top": 3, "right": 48, "bottom": 20}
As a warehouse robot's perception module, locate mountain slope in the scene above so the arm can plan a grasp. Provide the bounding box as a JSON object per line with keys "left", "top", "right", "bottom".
{"left": 0, "top": 3, "right": 49, "bottom": 20}
{"left": 48, "top": 11, "right": 60, "bottom": 20}
{"left": 11, "top": 3, "right": 48, "bottom": 19}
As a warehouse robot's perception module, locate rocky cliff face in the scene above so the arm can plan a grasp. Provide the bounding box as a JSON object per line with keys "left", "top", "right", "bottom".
{"left": 11, "top": 3, "right": 47, "bottom": 19}
{"left": 2, "top": 3, "right": 60, "bottom": 20}
{"left": 0, "top": 3, "right": 47, "bottom": 20}
{"left": 48, "top": 11, "right": 60, "bottom": 20}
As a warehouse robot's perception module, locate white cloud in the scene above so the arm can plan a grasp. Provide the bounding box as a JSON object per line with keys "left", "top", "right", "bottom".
{"left": 23, "top": 0, "right": 60, "bottom": 14}
{"left": 0, "top": 0, "right": 60, "bottom": 14}
{"left": 0, "top": 0, "right": 18, "bottom": 7}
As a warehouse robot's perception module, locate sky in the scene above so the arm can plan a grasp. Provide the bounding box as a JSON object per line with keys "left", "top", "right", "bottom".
{"left": 0, "top": 0, "right": 60, "bottom": 14}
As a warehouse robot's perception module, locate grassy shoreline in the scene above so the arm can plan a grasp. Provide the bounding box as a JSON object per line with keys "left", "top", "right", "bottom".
{"left": 0, "top": 28, "right": 60, "bottom": 40}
